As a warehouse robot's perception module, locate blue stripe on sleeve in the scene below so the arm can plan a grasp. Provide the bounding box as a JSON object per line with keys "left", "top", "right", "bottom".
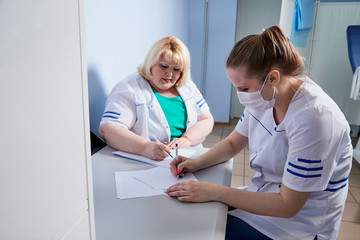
{"left": 298, "top": 158, "right": 321, "bottom": 163}
{"left": 288, "top": 162, "right": 323, "bottom": 171}
{"left": 329, "top": 177, "right": 349, "bottom": 184}
{"left": 103, "top": 111, "right": 120, "bottom": 116}
{"left": 102, "top": 115, "right": 119, "bottom": 119}
{"left": 286, "top": 168, "right": 321, "bottom": 178}
{"left": 102, "top": 111, "right": 120, "bottom": 120}
{"left": 196, "top": 98, "right": 204, "bottom": 104}
{"left": 325, "top": 183, "right": 347, "bottom": 192}
{"left": 199, "top": 101, "right": 206, "bottom": 108}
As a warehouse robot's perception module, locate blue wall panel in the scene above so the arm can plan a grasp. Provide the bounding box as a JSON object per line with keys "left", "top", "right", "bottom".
{"left": 204, "top": 0, "right": 238, "bottom": 123}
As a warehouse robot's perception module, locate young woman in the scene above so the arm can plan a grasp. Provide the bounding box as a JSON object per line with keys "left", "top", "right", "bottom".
{"left": 167, "top": 26, "right": 353, "bottom": 240}
{"left": 99, "top": 36, "right": 213, "bottom": 160}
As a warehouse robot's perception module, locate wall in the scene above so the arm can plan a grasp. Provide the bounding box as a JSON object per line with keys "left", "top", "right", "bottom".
{"left": 0, "top": 0, "right": 94, "bottom": 238}
{"left": 204, "top": 0, "right": 238, "bottom": 123}
{"left": 231, "top": 0, "right": 282, "bottom": 118}
{"left": 188, "top": 0, "right": 206, "bottom": 90}
{"left": 309, "top": 2, "right": 360, "bottom": 125}
{"left": 278, "top": 0, "right": 312, "bottom": 66}
{"left": 85, "top": 0, "right": 190, "bottom": 136}
{"left": 278, "top": 0, "right": 360, "bottom": 126}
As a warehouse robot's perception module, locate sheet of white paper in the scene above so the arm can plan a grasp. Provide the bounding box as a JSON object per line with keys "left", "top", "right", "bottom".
{"left": 132, "top": 166, "right": 198, "bottom": 190}
{"left": 113, "top": 148, "right": 197, "bottom": 168}
{"left": 113, "top": 151, "right": 172, "bottom": 168}
{"left": 115, "top": 166, "right": 199, "bottom": 199}
{"left": 171, "top": 148, "right": 197, "bottom": 159}
{"left": 114, "top": 171, "right": 163, "bottom": 199}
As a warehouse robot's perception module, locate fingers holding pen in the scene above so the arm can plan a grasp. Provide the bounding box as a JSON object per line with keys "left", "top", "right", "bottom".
{"left": 144, "top": 141, "right": 170, "bottom": 160}
{"left": 170, "top": 155, "right": 181, "bottom": 177}
{"left": 170, "top": 155, "right": 196, "bottom": 177}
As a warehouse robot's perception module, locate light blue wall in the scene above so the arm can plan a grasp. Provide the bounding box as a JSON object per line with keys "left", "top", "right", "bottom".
{"left": 188, "top": 0, "right": 206, "bottom": 90}
{"left": 204, "top": 0, "right": 238, "bottom": 123}
{"left": 85, "top": 0, "right": 190, "bottom": 136}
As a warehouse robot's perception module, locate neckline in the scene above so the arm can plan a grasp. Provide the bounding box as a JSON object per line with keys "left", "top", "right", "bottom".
{"left": 290, "top": 75, "right": 306, "bottom": 103}
{"left": 273, "top": 76, "right": 307, "bottom": 127}
{"left": 152, "top": 87, "right": 181, "bottom": 99}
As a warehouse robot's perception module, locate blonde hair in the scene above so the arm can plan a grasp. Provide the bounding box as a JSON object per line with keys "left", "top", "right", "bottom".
{"left": 138, "top": 36, "right": 191, "bottom": 87}
{"left": 226, "top": 25, "right": 304, "bottom": 82}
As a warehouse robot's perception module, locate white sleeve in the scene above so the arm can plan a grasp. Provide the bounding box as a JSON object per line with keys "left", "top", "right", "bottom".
{"left": 188, "top": 80, "right": 210, "bottom": 116}
{"left": 235, "top": 108, "right": 250, "bottom": 137}
{"left": 99, "top": 82, "right": 136, "bottom": 129}
{"left": 282, "top": 108, "right": 335, "bottom": 192}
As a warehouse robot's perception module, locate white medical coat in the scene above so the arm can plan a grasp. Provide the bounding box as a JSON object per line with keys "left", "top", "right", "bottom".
{"left": 229, "top": 76, "right": 353, "bottom": 240}
{"left": 100, "top": 73, "right": 210, "bottom": 143}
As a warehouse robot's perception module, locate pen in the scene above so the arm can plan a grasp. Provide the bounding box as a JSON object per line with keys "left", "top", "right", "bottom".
{"left": 176, "top": 143, "right": 179, "bottom": 179}
{"left": 153, "top": 135, "right": 174, "bottom": 158}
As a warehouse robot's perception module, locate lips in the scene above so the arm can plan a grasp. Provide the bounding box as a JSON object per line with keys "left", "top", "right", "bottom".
{"left": 161, "top": 78, "right": 172, "bottom": 83}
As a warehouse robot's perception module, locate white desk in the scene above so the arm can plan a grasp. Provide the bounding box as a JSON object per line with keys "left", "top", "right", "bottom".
{"left": 92, "top": 146, "right": 233, "bottom": 240}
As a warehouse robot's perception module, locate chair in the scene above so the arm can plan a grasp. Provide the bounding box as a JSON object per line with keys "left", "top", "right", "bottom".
{"left": 346, "top": 25, "right": 360, "bottom": 73}
{"left": 90, "top": 131, "right": 106, "bottom": 155}
{"left": 87, "top": 67, "right": 108, "bottom": 155}
{"left": 346, "top": 25, "right": 360, "bottom": 165}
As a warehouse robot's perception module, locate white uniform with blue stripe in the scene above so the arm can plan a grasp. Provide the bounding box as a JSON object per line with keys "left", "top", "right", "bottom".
{"left": 100, "top": 72, "right": 210, "bottom": 143}
{"left": 229, "top": 76, "right": 353, "bottom": 240}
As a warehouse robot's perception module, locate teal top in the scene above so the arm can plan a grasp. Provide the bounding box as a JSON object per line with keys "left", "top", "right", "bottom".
{"left": 152, "top": 88, "right": 188, "bottom": 140}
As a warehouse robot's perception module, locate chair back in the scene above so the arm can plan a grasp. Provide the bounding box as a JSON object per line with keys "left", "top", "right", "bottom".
{"left": 347, "top": 25, "right": 360, "bottom": 73}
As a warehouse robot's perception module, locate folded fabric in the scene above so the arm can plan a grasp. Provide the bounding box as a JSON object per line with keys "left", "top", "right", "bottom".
{"left": 295, "top": 0, "right": 314, "bottom": 30}
{"left": 291, "top": 0, "right": 315, "bottom": 47}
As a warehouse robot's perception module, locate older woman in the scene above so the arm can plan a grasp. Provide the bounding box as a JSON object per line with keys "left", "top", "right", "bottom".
{"left": 99, "top": 36, "right": 213, "bottom": 160}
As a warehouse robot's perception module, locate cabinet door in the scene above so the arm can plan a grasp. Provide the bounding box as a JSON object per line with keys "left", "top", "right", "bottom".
{"left": 0, "top": 0, "right": 94, "bottom": 239}
{"left": 204, "top": 0, "right": 238, "bottom": 123}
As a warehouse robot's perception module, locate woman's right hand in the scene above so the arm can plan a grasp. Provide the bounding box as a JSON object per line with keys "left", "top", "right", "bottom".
{"left": 144, "top": 141, "right": 171, "bottom": 161}
{"left": 170, "top": 155, "right": 200, "bottom": 177}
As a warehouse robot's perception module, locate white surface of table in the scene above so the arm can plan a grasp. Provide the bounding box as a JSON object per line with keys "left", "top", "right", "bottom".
{"left": 92, "top": 145, "right": 233, "bottom": 240}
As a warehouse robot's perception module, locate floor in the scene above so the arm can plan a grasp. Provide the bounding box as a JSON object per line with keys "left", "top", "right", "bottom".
{"left": 202, "top": 118, "right": 360, "bottom": 240}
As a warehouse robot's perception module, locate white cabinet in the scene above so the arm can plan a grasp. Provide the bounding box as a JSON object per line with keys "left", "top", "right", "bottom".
{"left": 0, "top": 0, "right": 94, "bottom": 239}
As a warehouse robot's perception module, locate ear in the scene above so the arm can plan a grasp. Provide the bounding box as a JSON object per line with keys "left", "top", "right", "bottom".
{"left": 268, "top": 70, "right": 280, "bottom": 86}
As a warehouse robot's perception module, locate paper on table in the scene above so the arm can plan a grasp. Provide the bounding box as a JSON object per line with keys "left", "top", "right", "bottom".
{"left": 114, "top": 170, "right": 163, "bottom": 199}
{"left": 132, "top": 166, "right": 198, "bottom": 190}
{"left": 113, "top": 148, "right": 197, "bottom": 168}
{"left": 114, "top": 166, "right": 198, "bottom": 199}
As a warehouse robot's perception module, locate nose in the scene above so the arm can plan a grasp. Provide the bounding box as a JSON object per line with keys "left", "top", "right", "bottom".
{"left": 165, "top": 69, "right": 173, "bottom": 76}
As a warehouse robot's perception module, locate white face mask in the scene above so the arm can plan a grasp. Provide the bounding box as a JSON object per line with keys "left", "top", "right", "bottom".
{"left": 237, "top": 74, "right": 275, "bottom": 112}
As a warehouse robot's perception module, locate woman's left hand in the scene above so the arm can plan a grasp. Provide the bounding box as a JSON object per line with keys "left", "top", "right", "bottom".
{"left": 166, "top": 180, "right": 215, "bottom": 202}
{"left": 168, "top": 136, "right": 192, "bottom": 149}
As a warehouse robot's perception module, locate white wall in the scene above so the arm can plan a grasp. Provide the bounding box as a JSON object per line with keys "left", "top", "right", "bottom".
{"left": 309, "top": 2, "right": 360, "bottom": 125}
{"left": 231, "top": 0, "right": 283, "bottom": 118}
{"left": 276, "top": 0, "right": 360, "bottom": 126}
{"left": 0, "top": 0, "right": 94, "bottom": 238}
{"left": 85, "top": 0, "right": 190, "bottom": 136}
